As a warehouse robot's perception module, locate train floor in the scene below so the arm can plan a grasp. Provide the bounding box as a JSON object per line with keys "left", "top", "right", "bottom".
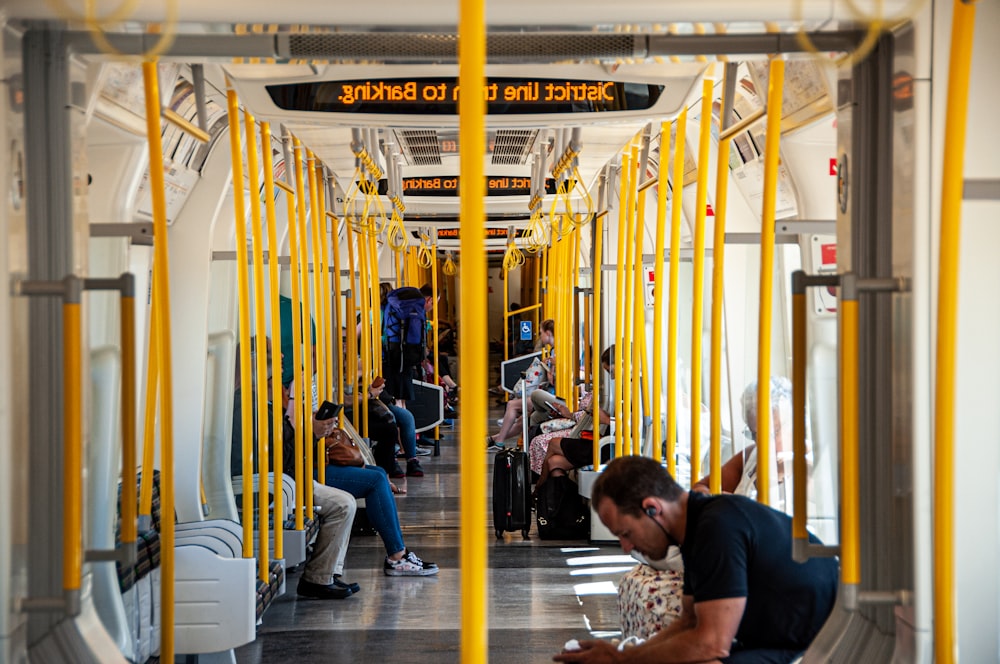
{"left": 234, "top": 392, "right": 630, "bottom": 663}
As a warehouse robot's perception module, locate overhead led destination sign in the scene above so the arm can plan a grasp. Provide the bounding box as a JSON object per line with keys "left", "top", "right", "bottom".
{"left": 403, "top": 176, "right": 560, "bottom": 196}
{"left": 415, "top": 227, "right": 529, "bottom": 240}
{"left": 267, "top": 77, "right": 664, "bottom": 115}
{"left": 359, "top": 176, "right": 562, "bottom": 196}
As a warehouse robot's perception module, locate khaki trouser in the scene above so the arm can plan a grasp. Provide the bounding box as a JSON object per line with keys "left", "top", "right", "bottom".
{"left": 301, "top": 480, "right": 356, "bottom": 585}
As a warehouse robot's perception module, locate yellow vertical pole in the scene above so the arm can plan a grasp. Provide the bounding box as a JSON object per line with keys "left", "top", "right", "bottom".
{"left": 244, "top": 110, "right": 270, "bottom": 581}
{"left": 282, "top": 184, "right": 305, "bottom": 529}
{"left": 709, "top": 130, "right": 733, "bottom": 495}
{"left": 120, "top": 281, "right": 137, "bottom": 547}
{"left": 308, "top": 153, "right": 329, "bottom": 485}
{"left": 307, "top": 153, "right": 326, "bottom": 406}
{"left": 613, "top": 153, "right": 629, "bottom": 459}
{"left": 591, "top": 211, "right": 604, "bottom": 468}
{"left": 139, "top": 310, "right": 158, "bottom": 517}
{"left": 458, "top": 0, "right": 487, "bottom": 656}
{"left": 755, "top": 58, "right": 785, "bottom": 505}
{"left": 395, "top": 249, "right": 404, "bottom": 288}
{"left": 317, "top": 170, "right": 333, "bottom": 483}
{"left": 631, "top": 187, "right": 646, "bottom": 456}
{"left": 541, "top": 245, "right": 549, "bottom": 320}
{"left": 142, "top": 60, "right": 176, "bottom": 663}
{"left": 622, "top": 146, "right": 638, "bottom": 456}
{"left": 329, "top": 211, "right": 345, "bottom": 428}
{"left": 667, "top": 108, "right": 688, "bottom": 478}
{"left": 260, "top": 122, "right": 286, "bottom": 555}
{"left": 431, "top": 240, "right": 440, "bottom": 439}
{"left": 292, "top": 138, "right": 315, "bottom": 518}
{"left": 370, "top": 232, "right": 384, "bottom": 377}
{"left": 571, "top": 223, "right": 581, "bottom": 412}
{"left": 840, "top": 292, "right": 860, "bottom": 589}
{"left": 634, "top": 190, "right": 651, "bottom": 455}
{"left": 62, "top": 295, "right": 82, "bottom": 594}
{"left": 690, "top": 78, "right": 714, "bottom": 485}
{"left": 651, "top": 121, "right": 671, "bottom": 463}
{"left": 225, "top": 89, "right": 254, "bottom": 558}
{"left": 791, "top": 273, "right": 809, "bottom": 545}
{"left": 357, "top": 229, "right": 370, "bottom": 435}
{"left": 346, "top": 226, "right": 359, "bottom": 428}
{"left": 934, "top": 3, "right": 976, "bottom": 660}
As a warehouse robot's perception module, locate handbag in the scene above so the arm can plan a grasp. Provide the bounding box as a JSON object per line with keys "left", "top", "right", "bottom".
{"left": 325, "top": 428, "right": 364, "bottom": 467}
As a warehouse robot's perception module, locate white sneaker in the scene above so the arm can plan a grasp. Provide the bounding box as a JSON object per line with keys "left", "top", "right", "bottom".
{"left": 383, "top": 551, "right": 439, "bottom": 576}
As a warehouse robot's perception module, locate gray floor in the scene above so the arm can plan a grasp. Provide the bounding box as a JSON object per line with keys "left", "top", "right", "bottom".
{"left": 235, "top": 398, "right": 631, "bottom": 663}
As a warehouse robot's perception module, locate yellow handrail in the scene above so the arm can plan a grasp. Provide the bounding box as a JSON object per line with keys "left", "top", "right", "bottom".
{"left": 755, "top": 58, "right": 785, "bottom": 506}
{"left": 284, "top": 167, "right": 306, "bottom": 531}
{"left": 292, "top": 139, "right": 315, "bottom": 519}
{"left": 652, "top": 121, "right": 670, "bottom": 463}
{"left": 840, "top": 288, "right": 860, "bottom": 590}
{"left": 690, "top": 77, "right": 714, "bottom": 484}
{"left": 458, "top": 0, "right": 488, "bottom": 658}
{"left": 571, "top": 223, "right": 582, "bottom": 413}
{"left": 934, "top": 2, "right": 976, "bottom": 660}
{"left": 791, "top": 274, "right": 809, "bottom": 543}
{"left": 709, "top": 120, "right": 733, "bottom": 494}
{"left": 591, "top": 209, "right": 604, "bottom": 468}
{"left": 142, "top": 59, "right": 177, "bottom": 663}
{"left": 225, "top": 89, "right": 255, "bottom": 558}
{"left": 313, "top": 159, "right": 331, "bottom": 485}
{"left": 345, "top": 226, "right": 359, "bottom": 429}
{"left": 614, "top": 153, "right": 629, "bottom": 459}
{"left": 139, "top": 308, "right": 158, "bottom": 518}
{"left": 62, "top": 293, "right": 82, "bottom": 593}
{"left": 260, "top": 121, "right": 286, "bottom": 555}
{"left": 307, "top": 152, "right": 327, "bottom": 482}
{"left": 666, "top": 108, "right": 688, "bottom": 477}
{"left": 120, "top": 277, "right": 137, "bottom": 547}
{"left": 370, "top": 232, "right": 383, "bottom": 377}
{"left": 622, "top": 145, "right": 638, "bottom": 457}
{"left": 357, "top": 227, "right": 371, "bottom": 436}
{"left": 430, "top": 238, "right": 440, "bottom": 440}
{"left": 631, "top": 186, "right": 646, "bottom": 456}
{"left": 328, "top": 211, "right": 345, "bottom": 428}
{"left": 244, "top": 110, "right": 270, "bottom": 581}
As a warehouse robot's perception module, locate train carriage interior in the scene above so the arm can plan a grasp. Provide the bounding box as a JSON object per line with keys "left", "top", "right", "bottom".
{"left": 0, "top": 0, "right": 998, "bottom": 662}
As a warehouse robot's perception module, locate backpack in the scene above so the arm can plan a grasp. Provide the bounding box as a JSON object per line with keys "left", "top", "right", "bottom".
{"left": 383, "top": 287, "right": 427, "bottom": 369}
{"left": 535, "top": 472, "right": 591, "bottom": 540}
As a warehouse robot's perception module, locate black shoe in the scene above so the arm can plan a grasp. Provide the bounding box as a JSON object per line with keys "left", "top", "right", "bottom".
{"left": 333, "top": 576, "right": 361, "bottom": 594}
{"left": 297, "top": 578, "right": 352, "bottom": 600}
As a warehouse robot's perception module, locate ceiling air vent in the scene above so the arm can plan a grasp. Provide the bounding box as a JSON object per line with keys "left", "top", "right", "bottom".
{"left": 491, "top": 129, "right": 537, "bottom": 166}
{"left": 398, "top": 130, "right": 442, "bottom": 166}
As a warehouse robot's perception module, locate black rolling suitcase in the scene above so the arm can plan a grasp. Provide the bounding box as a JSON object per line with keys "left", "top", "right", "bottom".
{"left": 493, "top": 448, "right": 532, "bottom": 539}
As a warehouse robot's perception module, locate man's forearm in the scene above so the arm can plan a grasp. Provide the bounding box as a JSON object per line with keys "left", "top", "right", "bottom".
{"left": 618, "top": 627, "right": 729, "bottom": 664}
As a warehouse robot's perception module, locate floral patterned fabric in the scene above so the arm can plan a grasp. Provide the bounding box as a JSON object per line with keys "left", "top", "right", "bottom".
{"left": 528, "top": 393, "right": 594, "bottom": 475}
{"left": 617, "top": 564, "right": 684, "bottom": 640}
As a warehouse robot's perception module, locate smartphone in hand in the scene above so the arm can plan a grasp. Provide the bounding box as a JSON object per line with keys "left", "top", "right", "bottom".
{"left": 316, "top": 401, "right": 343, "bottom": 421}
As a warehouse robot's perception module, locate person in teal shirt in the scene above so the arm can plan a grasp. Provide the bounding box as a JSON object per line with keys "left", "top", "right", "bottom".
{"left": 279, "top": 294, "right": 317, "bottom": 386}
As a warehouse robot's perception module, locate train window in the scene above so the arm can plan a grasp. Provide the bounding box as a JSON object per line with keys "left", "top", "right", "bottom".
{"left": 265, "top": 78, "right": 664, "bottom": 115}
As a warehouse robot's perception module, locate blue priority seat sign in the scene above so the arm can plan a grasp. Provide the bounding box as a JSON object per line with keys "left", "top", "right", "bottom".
{"left": 520, "top": 320, "right": 532, "bottom": 340}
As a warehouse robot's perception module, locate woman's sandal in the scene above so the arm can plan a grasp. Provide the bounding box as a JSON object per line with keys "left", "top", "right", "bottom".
{"left": 390, "top": 482, "right": 406, "bottom": 495}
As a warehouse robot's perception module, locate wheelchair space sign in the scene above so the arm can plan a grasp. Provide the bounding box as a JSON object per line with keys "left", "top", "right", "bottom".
{"left": 520, "top": 320, "right": 532, "bottom": 341}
